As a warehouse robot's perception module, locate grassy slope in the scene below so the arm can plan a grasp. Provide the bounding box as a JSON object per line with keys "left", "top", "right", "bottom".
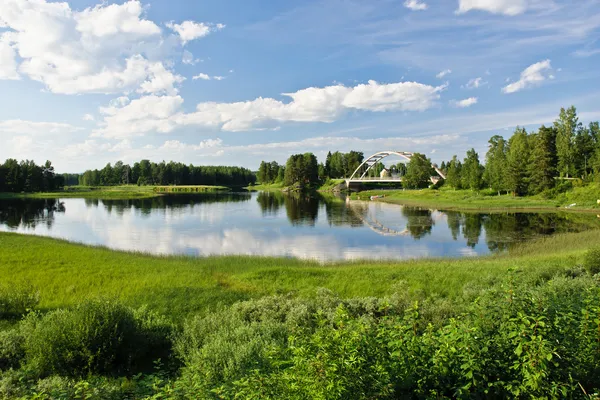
{"left": 0, "top": 185, "right": 230, "bottom": 200}
{"left": 356, "top": 184, "right": 600, "bottom": 212}
{"left": 1, "top": 230, "right": 598, "bottom": 319}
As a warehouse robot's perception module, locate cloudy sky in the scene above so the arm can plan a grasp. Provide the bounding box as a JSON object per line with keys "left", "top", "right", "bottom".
{"left": 1, "top": 0, "right": 599, "bottom": 172}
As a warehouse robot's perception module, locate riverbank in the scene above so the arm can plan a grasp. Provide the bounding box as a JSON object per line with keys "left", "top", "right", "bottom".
{"left": 1, "top": 229, "right": 598, "bottom": 318}
{"left": 2, "top": 231, "right": 600, "bottom": 398}
{"left": 355, "top": 184, "right": 600, "bottom": 212}
{"left": 0, "top": 185, "right": 231, "bottom": 200}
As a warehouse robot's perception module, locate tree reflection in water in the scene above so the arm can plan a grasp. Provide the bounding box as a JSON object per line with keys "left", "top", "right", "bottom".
{"left": 0, "top": 199, "right": 65, "bottom": 229}
{"left": 1, "top": 194, "right": 599, "bottom": 255}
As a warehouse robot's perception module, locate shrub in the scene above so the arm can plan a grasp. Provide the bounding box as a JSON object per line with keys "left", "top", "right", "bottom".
{"left": 0, "top": 328, "right": 25, "bottom": 370}
{"left": 583, "top": 247, "right": 600, "bottom": 275}
{"left": 0, "top": 283, "right": 39, "bottom": 319}
{"left": 22, "top": 300, "right": 173, "bottom": 377}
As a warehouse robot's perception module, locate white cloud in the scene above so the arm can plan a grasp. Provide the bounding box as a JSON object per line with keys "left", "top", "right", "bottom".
{"left": 0, "top": 0, "right": 185, "bottom": 94}
{"left": 0, "top": 120, "right": 82, "bottom": 135}
{"left": 213, "top": 76, "right": 225, "bottom": 81}
{"left": 182, "top": 50, "right": 200, "bottom": 65}
{"left": 436, "top": 69, "right": 451, "bottom": 79}
{"left": 451, "top": 97, "right": 478, "bottom": 108}
{"left": 93, "top": 80, "right": 445, "bottom": 137}
{"left": 0, "top": 33, "right": 19, "bottom": 80}
{"left": 166, "top": 20, "right": 224, "bottom": 44}
{"left": 94, "top": 95, "right": 184, "bottom": 138}
{"left": 465, "top": 77, "right": 484, "bottom": 89}
{"left": 502, "top": 59, "right": 552, "bottom": 94}
{"left": 83, "top": 114, "right": 95, "bottom": 121}
{"left": 75, "top": 0, "right": 161, "bottom": 37}
{"left": 192, "top": 73, "right": 211, "bottom": 80}
{"left": 456, "top": 0, "right": 528, "bottom": 16}
{"left": 404, "top": 0, "right": 428, "bottom": 11}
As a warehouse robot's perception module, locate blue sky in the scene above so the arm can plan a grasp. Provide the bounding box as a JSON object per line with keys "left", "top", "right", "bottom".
{"left": 1, "top": 0, "right": 599, "bottom": 172}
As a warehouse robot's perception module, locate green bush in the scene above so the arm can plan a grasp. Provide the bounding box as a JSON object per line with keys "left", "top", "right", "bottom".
{"left": 22, "top": 300, "right": 174, "bottom": 377}
{"left": 0, "top": 328, "right": 24, "bottom": 370}
{"left": 583, "top": 247, "right": 600, "bottom": 275}
{"left": 0, "top": 283, "right": 39, "bottom": 319}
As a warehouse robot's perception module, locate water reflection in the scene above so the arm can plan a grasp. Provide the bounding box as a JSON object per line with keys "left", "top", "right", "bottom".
{"left": 0, "top": 199, "right": 65, "bottom": 229}
{"left": 0, "top": 193, "right": 598, "bottom": 261}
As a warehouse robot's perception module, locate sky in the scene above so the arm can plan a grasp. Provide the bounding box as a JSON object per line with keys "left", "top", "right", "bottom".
{"left": 1, "top": 0, "right": 599, "bottom": 173}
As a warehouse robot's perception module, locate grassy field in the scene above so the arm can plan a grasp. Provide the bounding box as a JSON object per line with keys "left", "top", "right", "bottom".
{"left": 0, "top": 185, "right": 231, "bottom": 200}
{"left": 354, "top": 184, "right": 600, "bottom": 212}
{"left": 1, "top": 229, "right": 598, "bottom": 319}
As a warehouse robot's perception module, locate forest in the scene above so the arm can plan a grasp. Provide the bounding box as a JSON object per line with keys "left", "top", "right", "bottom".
{"left": 0, "top": 160, "right": 63, "bottom": 193}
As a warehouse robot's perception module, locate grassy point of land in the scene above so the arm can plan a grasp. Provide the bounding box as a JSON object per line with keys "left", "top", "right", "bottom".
{"left": 0, "top": 185, "right": 231, "bottom": 200}
{"left": 1, "top": 229, "right": 599, "bottom": 319}
{"left": 355, "top": 184, "right": 600, "bottom": 212}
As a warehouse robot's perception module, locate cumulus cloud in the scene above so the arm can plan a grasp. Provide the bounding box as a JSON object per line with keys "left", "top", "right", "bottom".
{"left": 502, "top": 59, "right": 552, "bottom": 94}
{"left": 465, "top": 77, "right": 484, "bottom": 89}
{"left": 94, "top": 95, "right": 184, "bottom": 138}
{"left": 436, "top": 69, "right": 451, "bottom": 79}
{"left": 451, "top": 97, "right": 478, "bottom": 108}
{"left": 456, "top": 0, "right": 528, "bottom": 15}
{"left": 166, "top": 21, "right": 225, "bottom": 44}
{"left": 0, "top": 0, "right": 187, "bottom": 95}
{"left": 192, "top": 73, "right": 211, "bottom": 80}
{"left": 93, "top": 80, "right": 446, "bottom": 137}
{"left": 0, "top": 33, "right": 19, "bottom": 80}
{"left": 83, "top": 114, "right": 95, "bottom": 121}
{"left": 182, "top": 50, "right": 200, "bottom": 65}
{"left": 404, "top": 0, "right": 428, "bottom": 11}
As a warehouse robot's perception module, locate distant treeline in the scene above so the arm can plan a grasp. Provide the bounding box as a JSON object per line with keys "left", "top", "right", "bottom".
{"left": 258, "top": 106, "right": 600, "bottom": 195}
{"left": 440, "top": 106, "right": 600, "bottom": 196}
{"left": 258, "top": 151, "right": 365, "bottom": 187}
{"left": 78, "top": 160, "right": 256, "bottom": 187}
{"left": 0, "top": 159, "right": 63, "bottom": 193}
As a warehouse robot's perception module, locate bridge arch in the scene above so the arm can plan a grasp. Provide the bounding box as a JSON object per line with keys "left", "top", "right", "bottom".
{"left": 348, "top": 151, "right": 446, "bottom": 182}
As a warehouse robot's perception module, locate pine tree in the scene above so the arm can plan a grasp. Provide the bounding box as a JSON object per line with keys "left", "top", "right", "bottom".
{"left": 506, "top": 127, "right": 530, "bottom": 196}
{"left": 462, "top": 149, "right": 483, "bottom": 191}
{"left": 483, "top": 135, "right": 508, "bottom": 195}
{"left": 446, "top": 156, "right": 462, "bottom": 189}
{"left": 528, "top": 125, "right": 557, "bottom": 194}
{"left": 554, "top": 106, "right": 579, "bottom": 178}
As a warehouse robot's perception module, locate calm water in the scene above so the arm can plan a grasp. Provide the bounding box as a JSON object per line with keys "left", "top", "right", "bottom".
{"left": 1, "top": 192, "right": 598, "bottom": 261}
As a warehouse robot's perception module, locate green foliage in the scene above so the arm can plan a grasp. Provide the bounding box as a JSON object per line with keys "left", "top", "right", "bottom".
{"left": 0, "top": 328, "right": 25, "bottom": 370}
{"left": 555, "top": 106, "right": 580, "bottom": 178}
{"left": 0, "top": 159, "right": 62, "bottom": 193}
{"left": 484, "top": 134, "right": 508, "bottom": 194}
{"left": 462, "top": 148, "right": 484, "bottom": 191}
{"left": 0, "top": 283, "right": 39, "bottom": 319}
{"left": 583, "top": 247, "right": 600, "bottom": 275}
{"left": 403, "top": 152, "right": 433, "bottom": 189}
{"left": 445, "top": 155, "right": 462, "bottom": 189}
{"left": 21, "top": 300, "right": 173, "bottom": 377}
{"left": 506, "top": 127, "right": 530, "bottom": 196}
{"left": 284, "top": 153, "right": 320, "bottom": 188}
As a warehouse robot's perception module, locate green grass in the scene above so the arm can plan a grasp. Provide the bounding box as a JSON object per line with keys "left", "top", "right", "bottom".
{"left": 0, "top": 185, "right": 231, "bottom": 200}
{"left": 246, "top": 182, "right": 286, "bottom": 191}
{"left": 355, "top": 185, "right": 600, "bottom": 212}
{"left": 1, "top": 229, "right": 598, "bottom": 319}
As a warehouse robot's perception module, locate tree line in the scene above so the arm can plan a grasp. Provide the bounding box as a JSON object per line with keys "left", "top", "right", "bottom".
{"left": 258, "top": 106, "right": 600, "bottom": 195}
{"left": 440, "top": 106, "right": 600, "bottom": 196}
{"left": 258, "top": 151, "right": 366, "bottom": 187}
{"left": 78, "top": 160, "right": 256, "bottom": 187}
{"left": 0, "top": 159, "right": 63, "bottom": 193}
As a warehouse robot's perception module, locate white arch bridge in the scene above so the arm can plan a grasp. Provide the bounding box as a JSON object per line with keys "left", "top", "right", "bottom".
{"left": 345, "top": 151, "right": 446, "bottom": 187}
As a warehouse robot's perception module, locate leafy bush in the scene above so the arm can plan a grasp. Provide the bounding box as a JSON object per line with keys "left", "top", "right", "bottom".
{"left": 583, "top": 247, "right": 600, "bottom": 275}
{"left": 21, "top": 300, "right": 174, "bottom": 377}
{"left": 0, "top": 328, "right": 24, "bottom": 370}
{"left": 0, "top": 283, "right": 39, "bottom": 319}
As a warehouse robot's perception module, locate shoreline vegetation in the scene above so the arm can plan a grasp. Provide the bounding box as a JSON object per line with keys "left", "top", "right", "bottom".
{"left": 1, "top": 230, "right": 600, "bottom": 397}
